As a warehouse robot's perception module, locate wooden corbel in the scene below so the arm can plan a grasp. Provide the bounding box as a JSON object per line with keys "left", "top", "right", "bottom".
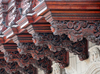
{"left": 32, "top": 33, "right": 89, "bottom": 61}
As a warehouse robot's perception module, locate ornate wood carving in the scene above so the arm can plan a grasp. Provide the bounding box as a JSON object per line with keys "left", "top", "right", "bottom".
{"left": 1, "top": 49, "right": 50, "bottom": 74}
{"left": 14, "top": 0, "right": 21, "bottom": 22}
{"left": 50, "top": 20, "right": 100, "bottom": 45}
{"left": 45, "top": 49, "right": 69, "bottom": 68}
{"left": 0, "top": 44, "right": 19, "bottom": 62}
{"left": 5, "top": 62, "right": 23, "bottom": 74}
{"left": 0, "top": 68, "right": 8, "bottom": 74}
{"left": 0, "top": 52, "right": 24, "bottom": 74}
{"left": 17, "top": 53, "right": 34, "bottom": 67}
{"left": 15, "top": 53, "right": 52, "bottom": 74}
{"left": 32, "top": 33, "right": 88, "bottom": 60}
{"left": 23, "top": 64, "right": 37, "bottom": 74}
{"left": 4, "top": 51, "right": 21, "bottom": 63}
{"left": 18, "top": 43, "right": 45, "bottom": 60}
{"left": 0, "top": 0, "right": 97, "bottom": 73}
{"left": 19, "top": 54, "right": 52, "bottom": 74}
{"left": 0, "top": 42, "right": 52, "bottom": 74}
{"left": 18, "top": 42, "right": 69, "bottom": 68}
{"left": 35, "top": 57, "right": 52, "bottom": 74}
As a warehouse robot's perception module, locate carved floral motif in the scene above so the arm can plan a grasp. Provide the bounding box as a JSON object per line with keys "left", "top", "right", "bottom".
{"left": 32, "top": 33, "right": 88, "bottom": 60}
{"left": 18, "top": 42, "right": 69, "bottom": 68}
{"left": 51, "top": 20, "right": 100, "bottom": 45}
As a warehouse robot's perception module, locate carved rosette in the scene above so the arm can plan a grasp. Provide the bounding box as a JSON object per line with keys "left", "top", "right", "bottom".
{"left": 17, "top": 42, "right": 45, "bottom": 60}
{"left": 51, "top": 20, "right": 100, "bottom": 45}
{"left": 32, "top": 33, "right": 88, "bottom": 60}
{"left": 36, "top": 57, "right": 52, "bottom": 74}
{"left": 32, "top": 33, "right": 62, "bottom": 52}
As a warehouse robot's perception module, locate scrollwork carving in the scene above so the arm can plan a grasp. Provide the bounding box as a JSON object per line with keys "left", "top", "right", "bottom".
{"left": 17, "top": 42, "right": 45, "bottom": 60}
{"left": 18, "top": 42, "right": 69, "bottom": 68}
{"left": 36, "top": 57, "right": 52, "bottom": 74}
{"left": 45, "top": 49, "right": 69, "bottom": 68}
{"left": 51, "top": 20, "right": 100, "bottom": 45}
{"left": 32, "top": 33, "right": 88, "bottom": 60}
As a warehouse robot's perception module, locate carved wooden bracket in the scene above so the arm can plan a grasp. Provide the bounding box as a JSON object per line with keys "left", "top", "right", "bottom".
{"left": 45, "top": 49, "right": 69, "bottom": 69}
{"left": 14, "top": 53, "right": 52, "bottom": 74}
{"left": 34, "top": 57, "right": 52, "bottom": 74}
{"left": 32, "top": 33, "right": 89, "bottom": 61}
{"left": 0, "top": 43, "right": 52, "bottom": 74}
{"left": 22, "top": 64, "right": 37, "bottom": 74}
{"left": 0, "top": 52, "right": 25, "bottom": 74}
{"left": 4, "top": 62, "right": 23, "bottom": 74}
{"left": 33, "top": 0, "right": 100, "bottom": 45}
{"left": 0, "top": 44, "right": 19, "bottom": 62}
{"left": 17, "top": 42, "right": 45, "bottom": 60}
{"left": 50, "top": 20, "right": 100, "bottom": 45}
{"left": 18, "top": 42, "right": 69, "bottom": 68}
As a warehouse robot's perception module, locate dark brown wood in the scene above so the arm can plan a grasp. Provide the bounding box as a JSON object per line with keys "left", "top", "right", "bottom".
{"left": 32, "top": 33, "right": 89, "bottom": 61}
{"left": 0, "top": 0, "right": 98, "bottom": 73}
{"left": 18, "top": 43, "right": 69, "bottom": 68}
{"left": 50, "top": 20, "right": 100, "bottom": 45}
{"left": 0, "top": 52, "right": 25, "bottom": 74}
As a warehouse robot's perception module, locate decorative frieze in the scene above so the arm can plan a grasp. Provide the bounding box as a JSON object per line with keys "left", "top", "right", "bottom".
{"left": 18, "top": 42, "right": 45, "bottom": 60}
{"left": 50, "top": 20, "right": 100, "bottom": 45}
{"left": 45, "top": 49, "right": 69, "bottom": 68}
{"left": 18, "top": 42, "right": 69, "bottom": 68}
{"left": 32, "top": 33, "right": 88, "bottom": 61}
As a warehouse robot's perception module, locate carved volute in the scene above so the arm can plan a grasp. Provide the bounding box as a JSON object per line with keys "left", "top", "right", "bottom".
{"left": 17, "top": 42, "right": 45, "bottom": 60}
{"left": 51, "top": 20, "right": 100, "bottom": 45}
{"left": 35, "top": 57, "right": 52, "bottom": 74}
{"left": 32, "top": 33, "right": 89, "bottom": 60}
